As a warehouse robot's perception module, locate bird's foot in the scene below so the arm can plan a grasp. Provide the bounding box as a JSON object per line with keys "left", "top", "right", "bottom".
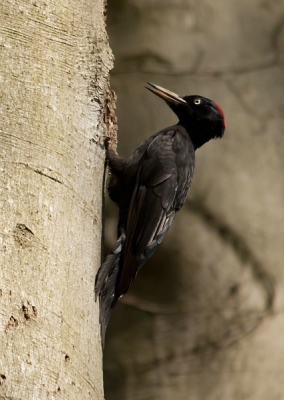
{"left": 104, "top": 136, "right": 111, "bottom": 149}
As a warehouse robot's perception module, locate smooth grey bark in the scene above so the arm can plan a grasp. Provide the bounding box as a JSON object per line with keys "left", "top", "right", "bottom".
{"left": 0, "top": 0, "right": 115, "bottom": 398}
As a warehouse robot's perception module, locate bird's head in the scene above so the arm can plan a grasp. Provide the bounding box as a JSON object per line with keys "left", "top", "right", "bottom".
{"left": 146, "top": 82, "right": 225, "bottom": 149}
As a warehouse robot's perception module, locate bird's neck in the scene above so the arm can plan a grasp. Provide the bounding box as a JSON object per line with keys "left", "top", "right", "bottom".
{"left": 179, "top": 121, "right": 214, "bottom": 150}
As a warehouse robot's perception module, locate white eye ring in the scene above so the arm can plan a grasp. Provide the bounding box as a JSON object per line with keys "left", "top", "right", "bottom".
{"left": 194, "top": 98, "right": 202, "bottom": 105}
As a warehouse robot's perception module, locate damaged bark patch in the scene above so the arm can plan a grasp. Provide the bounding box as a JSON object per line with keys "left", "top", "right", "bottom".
{"left": 13, "top": 223, "right": 46, "bottom": 250}
{"left": 52, "top": 386, "right": 61, "bottom": 395}
{"left": 103, "top": 87, "right": 117, "bottom": 147}
{"left": 30, "top": 168, "right": 63, "bottom": 184}
{"left": 5, "top": 316, "right": 18, "bottom": 331}
{"left": 0, "top": 374, "right": 6, "bottom": 385}
{"left": 22, "top": 301, "right": 38, "bottom": 320}
{"left": 13, "top": 224, "right": 35, "bottom": 248}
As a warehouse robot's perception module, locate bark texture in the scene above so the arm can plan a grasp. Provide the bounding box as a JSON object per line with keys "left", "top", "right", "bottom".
{"left": 104, "top": 0, "right": 284, "bottom": 399}
{"left": 0, "top": 0, "right": 115, "bottom": 398}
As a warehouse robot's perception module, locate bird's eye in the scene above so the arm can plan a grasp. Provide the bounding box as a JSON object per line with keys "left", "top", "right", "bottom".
{"left": 194, "top": 98, "right": 202, "bottom": 105}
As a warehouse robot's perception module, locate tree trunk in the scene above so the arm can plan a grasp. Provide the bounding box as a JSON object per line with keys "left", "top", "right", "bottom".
{"left": 0, "top": 1, "right": 115, "bottom": 398}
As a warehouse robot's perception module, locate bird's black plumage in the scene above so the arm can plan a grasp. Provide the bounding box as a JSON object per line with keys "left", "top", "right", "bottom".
{"left": 95, "top": 82, "right": 226, "bottom": 347}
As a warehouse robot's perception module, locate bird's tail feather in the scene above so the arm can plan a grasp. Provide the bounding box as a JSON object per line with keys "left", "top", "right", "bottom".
{"left": 95, "top": 232, "right": 125, "bottom": 348}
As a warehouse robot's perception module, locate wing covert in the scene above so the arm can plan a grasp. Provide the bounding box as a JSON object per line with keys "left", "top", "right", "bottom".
{"left": 117, "top": 128, "right": 194, "bottom": 295}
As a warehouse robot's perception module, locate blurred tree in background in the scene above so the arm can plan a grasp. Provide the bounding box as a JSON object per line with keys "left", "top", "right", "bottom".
{"left": 103, "top": 0, "right": 284, "bottom": 399}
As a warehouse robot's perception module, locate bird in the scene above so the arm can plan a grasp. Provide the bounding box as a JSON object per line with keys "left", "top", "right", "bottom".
{"left": 95, "top": 82, "right": 226, "bottom": 347}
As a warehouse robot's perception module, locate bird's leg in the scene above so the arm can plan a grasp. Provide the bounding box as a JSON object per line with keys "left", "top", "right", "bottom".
{"left": 104, "top": 137, "right": 125, "bottom": 173}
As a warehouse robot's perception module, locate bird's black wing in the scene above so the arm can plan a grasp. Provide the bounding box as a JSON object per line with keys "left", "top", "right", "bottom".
{"left": 117, "top": 127, "right": 195, "bottom": 295}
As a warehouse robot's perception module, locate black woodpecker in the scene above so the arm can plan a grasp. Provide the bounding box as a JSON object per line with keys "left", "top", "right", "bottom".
{"left": 95, "top": 82, "right": 226, "bottom": 347}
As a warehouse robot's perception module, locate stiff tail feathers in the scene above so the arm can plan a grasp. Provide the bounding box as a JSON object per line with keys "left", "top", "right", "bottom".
{"left": 95, "top": 232, "right": 125, "bottom": 348}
